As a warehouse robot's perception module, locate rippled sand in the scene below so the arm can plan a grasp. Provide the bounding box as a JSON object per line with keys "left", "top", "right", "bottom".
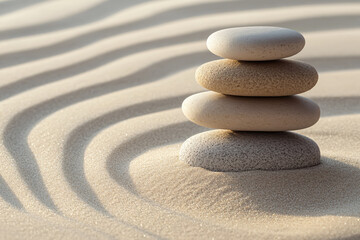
{"left": 0, "top": 1, "right": 360, "bottom": 239}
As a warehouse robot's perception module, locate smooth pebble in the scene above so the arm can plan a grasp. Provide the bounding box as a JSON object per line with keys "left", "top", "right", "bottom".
{"left": 207, "top": 26, "right": 305, "bottom": 61}
{"left": 182, "top": 91, "right": 320, "bottom": 131}
{"left": 196, "top": 59, "right": 318, "bottom": 96}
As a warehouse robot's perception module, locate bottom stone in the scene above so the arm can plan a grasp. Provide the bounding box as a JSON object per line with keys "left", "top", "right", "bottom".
{"left": 179, "top": 130, "right": 320, "bottom": 171}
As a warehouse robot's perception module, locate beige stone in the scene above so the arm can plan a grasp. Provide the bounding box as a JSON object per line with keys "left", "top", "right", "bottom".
{"left": 182, "top": 91, "right": 320, "bottom": 131}
{"left": 196, "top": 59, "right": 318, "bottom": 96}
{"left": 179, "top": 130, "right": 320, "bottom": 171}
{"left": 207, "top": 26, "right": 305, "bottom": 61}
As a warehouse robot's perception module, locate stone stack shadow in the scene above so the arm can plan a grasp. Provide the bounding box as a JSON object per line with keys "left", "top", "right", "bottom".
{"left": 180, "top": 26, "right": 321, "bottom": 171}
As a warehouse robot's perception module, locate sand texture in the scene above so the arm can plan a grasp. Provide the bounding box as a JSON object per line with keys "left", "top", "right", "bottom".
{"left": 0, "top": 1, "right": 360, "bottom": 239}
{"left": 179, "top": 130, "right": 321, "bottom": 171}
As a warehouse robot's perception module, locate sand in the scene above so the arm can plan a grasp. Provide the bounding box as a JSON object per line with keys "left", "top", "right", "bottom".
{"left": 0, "top": 0, "right": 360, "bottom": 239}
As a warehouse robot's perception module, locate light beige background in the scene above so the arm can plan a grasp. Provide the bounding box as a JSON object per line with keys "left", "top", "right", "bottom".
{"left": 0, "top": 0, "right": 359, "bottom": 239}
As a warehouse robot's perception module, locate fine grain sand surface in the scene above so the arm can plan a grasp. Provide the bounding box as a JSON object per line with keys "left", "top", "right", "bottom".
{"left": 1, "top": 0, "right": 360, "bottom": 239}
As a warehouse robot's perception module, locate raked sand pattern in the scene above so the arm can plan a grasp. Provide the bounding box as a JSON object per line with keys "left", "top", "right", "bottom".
{"left": 1, "top": 1, "right": 360, "bottom": 239}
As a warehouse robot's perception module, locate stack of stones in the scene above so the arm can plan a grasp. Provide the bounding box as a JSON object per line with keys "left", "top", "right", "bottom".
{"left": 180, "top": 26, "right": 321, "bottom": 172}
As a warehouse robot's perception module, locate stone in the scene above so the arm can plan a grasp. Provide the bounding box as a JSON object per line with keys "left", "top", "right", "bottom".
{"left": 182, "top": 91, "right": 320, "bottom": 131}
{"left": 207, "top": 26, "right": 305, "bottom": 61}
{"left": 196, "top": 59, "right": 318, "bottom": 96}
{"left": 179, "top": 130, "right": 321, "bottom": 171}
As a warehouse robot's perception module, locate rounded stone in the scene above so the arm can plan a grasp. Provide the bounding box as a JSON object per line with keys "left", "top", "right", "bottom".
{"left": 182, "top": 91, "right": 320, "bottom": 131}
{"left": 207, "top": 26, "right": 305, "bottom": 61}
{"left": 179, "top": 130, "right": 321, "bottom": 171}
{"left": 196, "top": 59, "right": 318, "bottom": 96}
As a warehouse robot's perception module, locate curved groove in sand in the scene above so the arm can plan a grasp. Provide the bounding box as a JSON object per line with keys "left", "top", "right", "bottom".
{"left": 0, "top": 16, "right": 359, "bottom": 99}
{"left": 0, "top": 174, "right": 24, "bottom": 210}
{"left": 314, "top": 96, "right": 360, "bottom": 117}
{"left": 3, "top": 52, "right": 359, "bottom": 211}
{"left": 0, "top": 0, "right": 148, "bottom": 40}
{"left": 1, "top": 3, "right": 359, "bottom": 69}
{"left": 106, "top": 122, "right": 201, "bottom": 193}
{"left": 62, "top": 95, "right": 188, "bottom": 213}
{"left": 2, "top": 51, "right": 211, "bottom": 209}
{"left": 2, "top": 0, "right": 357, "bottom": 40}
{"left": 52, "top": 94, "right": 359, "bottom": 218}
{"left": 1, "top": 1, "right": 360, "bottom": 238}
{"left": 103, "top": 96, "right": 360, "bottom": 194}
{"left": 0, "top": 0, "right": 44, "bottom": 16}
{"left": 107, "top": 123, "right": 360, "bottom": 217}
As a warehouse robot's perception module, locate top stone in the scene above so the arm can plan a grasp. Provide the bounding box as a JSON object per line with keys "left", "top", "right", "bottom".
{"left": 207, "top": 26, "right": 305, "bottom": 61}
